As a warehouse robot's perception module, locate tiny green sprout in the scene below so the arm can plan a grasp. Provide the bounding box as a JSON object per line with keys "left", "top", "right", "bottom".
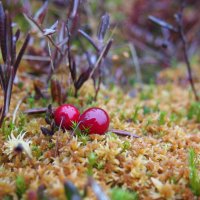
{"left": 153, "top": 101, "right": 160, "bottom": 112}
{"left": 71, "top": 121, "right": 78, "bottom": 130}
{"left": 16, "top": 175, "right": 27, "bottom": 199}
{"left": 187, "top": 102, "right": 200, "bottom": 123}
{"left": 139, "top": 85, "right": 154, "bottom": 100}
{"left": 158, "top": 111, "right": 167, "bottom": 125}
{"left": 32, "top": 145, "right": 42, "bottom": 159}
{"left": 87, "top": 152, "right": 98, "bottom": 175}
{"left": 169, "top": 176, "right": 178, "bottom": 184}
{"left": 17, "top": 82, "right": 24, "bottom": 89}
{"left": 81, "top": 125, "right": 91, "bottom": 135}
{"left": 157, "top": 131, "right": 165, "bottom": 138}
{"left": 110, "top": 187, "right": 138, "bottom": 200}
{"left": 78, "top": 133, "right": 90, "bottom": 145}
{"left": 169, "top": 113, "right": 178, "bottom": 123}
{"left": 17, "top": 113, "right": 26, "bottom": 133}
{"left": 188, "top": 149, "right": 200, "bottom": 196}
{"left": 143, "top": 106, "right": 151, "bottom": 115}
{"left": 88, "top": 152, "right": 97, "bottom": 167}
{"left": 48, "top": 142, "right": 55, "bottom": 149}
{"left": 86, "top": 95, "right": 94, "bottom": 105}
{"left": 41, "top": 98, "right": 48, "bottom": 107}
{"left": 27, "top": 96, "right": 35, "bottom": 109}
{"left": 120, "top": 112, "right": 126, "bottom": 121}
{"left": 67, "top": 87, "right": 74, "bottom": 97}
{"left": 122, "top": 140, "right": 131, "bottom": 152}
{"left": 142, "top": 118, "right": 152, "bottom": 135}
{"left": 132, "top": 106, "right": 141, "bottom": 123}
{"left": 2, "top": 195, "right": 13, "bottom": 200}
{"left": 0, "top": 119, "right": 15, "bottom": 138}
{"left": 71, "top": 121, "right": 90, "bottom": 145}
{"left": 145, "top": 118, "right": 153, "bottom": 127}
{"left": 107, "top": 131, "right": 118, "bottom": 139}
{"left": 146, "top": 171, "right": 153, "bottom": 178}
{"left": 97, "top": 161, "right": 105, "bottom": 170}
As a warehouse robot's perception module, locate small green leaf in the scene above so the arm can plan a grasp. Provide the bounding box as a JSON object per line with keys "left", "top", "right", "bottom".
{"left": 110, "top": 187, "right": 138, "bottom": 200}
{"left": 188, "top": 149, "right": 200, "bottom": 196}
{"left": 16, "top": 176, "right": 27, "bottom": 199}
{"left": 158, "top": 111, "right": 167, "bottom": 125}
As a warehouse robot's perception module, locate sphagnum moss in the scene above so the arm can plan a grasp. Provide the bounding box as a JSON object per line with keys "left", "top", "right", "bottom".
{"left": 1, "top": 66, "right": 200, "bottom": 199}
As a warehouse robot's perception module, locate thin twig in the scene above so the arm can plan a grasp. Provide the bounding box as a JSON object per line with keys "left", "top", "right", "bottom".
{"left": 89, "top": 38, "right": 113, "bottom": 79}
{"left": 110, "top": 129, "right": 140, "bottom": 138}
{"left": 23, "top": 55, "right": 51, "bottom": 61}
{"left": 24, "top": 107, "right": 50, "bottom": 114}
{"left": 176, "top": 6, "right": 199, "bottom": 101}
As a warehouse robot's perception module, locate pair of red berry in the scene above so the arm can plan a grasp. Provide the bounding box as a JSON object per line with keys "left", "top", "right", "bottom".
{"left": 54, "top": 104, "right": 110, "bottom": 135}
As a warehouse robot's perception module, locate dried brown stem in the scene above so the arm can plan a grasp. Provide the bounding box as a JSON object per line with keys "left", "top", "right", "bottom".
{"left": 176, "top": 7, "right": 199, "bottom": 101}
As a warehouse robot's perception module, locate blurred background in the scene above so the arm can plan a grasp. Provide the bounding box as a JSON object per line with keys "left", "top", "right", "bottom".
{"left": 1, "top": 0, "right": 200, "bottom": 91}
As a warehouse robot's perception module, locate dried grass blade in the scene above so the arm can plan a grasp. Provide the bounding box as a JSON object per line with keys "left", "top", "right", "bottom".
{"left": 89, "top": 38, "right": 113, "bottom": 79}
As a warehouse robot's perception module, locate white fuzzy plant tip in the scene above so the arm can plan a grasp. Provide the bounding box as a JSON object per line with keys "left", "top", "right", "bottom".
{"left": 4, "top": 131, "right": 33, "bottom": 160}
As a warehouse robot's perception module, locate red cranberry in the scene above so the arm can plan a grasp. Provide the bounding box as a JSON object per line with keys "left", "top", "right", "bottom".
{"left": 54, "top": 104, "right": 80, "bottom": 129}
{"left": 79, "top": 107, "right": 110, "bottom": 134}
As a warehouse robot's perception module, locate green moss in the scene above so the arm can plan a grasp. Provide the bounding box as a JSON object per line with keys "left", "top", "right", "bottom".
{"left": 158, "top": 111, "right": 167, "bottom": 125}
{"left": 110, "top": 187, "right": 138, "bottom": 200}
{"left": 188, "top": 149, "right": 200, "bottom": 196}
{"left": 27, "top": 96, "right": 35, "bottom": 109}
{"left": 32, "top": 145, "right": 42, "bottom": 159}
{"left": 132, "top": 105, "right": 141, "bottom": 123}
{"left": 15, "top": 176, "right": 27, "bottom": 199}
{"left": 0, "top": 119, "right": 14, "bottom": 138}
{"left": 87, "top": 152, "right": 98, "bottom": 175}
{"left": 3, "top": 195, "right": 13, "bottom": 200}
{"left": 121, "top": 140, "right": 131, "bottom": 152}
{"left": 187, "top": 102, "right": 200, "bottom": 123}
{"left": 143, "top": 106, "right": 152, "bottom": 115}
{"left": 139, "top": 86, "right": 154, "bottom": 100}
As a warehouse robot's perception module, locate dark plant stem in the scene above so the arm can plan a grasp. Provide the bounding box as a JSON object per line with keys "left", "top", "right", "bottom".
{"left": 179, "top": 28, "right": 198, "bottom": 101}
{"left": 94, "top": 71, "right": 102, "bottom": 101}
{"left": 110, "top": 129, "right": 140, "bottom": 138}
{"left": 176, "top": 4, "right": 199, "bottom": 101}
{"left": 74, "top": 89, "right": 78, "bottom": 98}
